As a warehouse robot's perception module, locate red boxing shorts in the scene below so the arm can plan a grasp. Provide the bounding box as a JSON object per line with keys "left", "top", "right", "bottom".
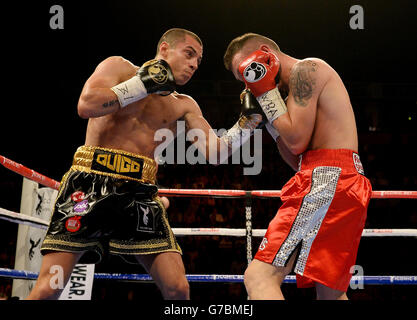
{"left": 254, "top": 149, "right": 372, "bottom": 292}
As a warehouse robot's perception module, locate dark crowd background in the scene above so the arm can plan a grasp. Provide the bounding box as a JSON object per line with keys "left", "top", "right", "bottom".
{"left": 0, "top": 0, "right": 416, "bottom": 301}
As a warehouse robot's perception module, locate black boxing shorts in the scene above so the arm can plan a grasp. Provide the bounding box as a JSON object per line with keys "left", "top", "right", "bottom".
{"left": 40, "top": 145, "right": 181, "bottom": 264}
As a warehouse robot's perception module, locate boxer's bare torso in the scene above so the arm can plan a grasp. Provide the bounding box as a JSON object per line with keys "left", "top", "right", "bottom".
{"left": 284, "top": 57, "right": 358, "bottom": 153}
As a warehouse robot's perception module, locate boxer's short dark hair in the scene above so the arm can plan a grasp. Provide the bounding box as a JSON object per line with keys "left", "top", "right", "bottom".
{"left": 156, "top": 28, "right": 202, "bottom": 55}
{"left": 223, "top": 33, "right": 280, "bottom": 71}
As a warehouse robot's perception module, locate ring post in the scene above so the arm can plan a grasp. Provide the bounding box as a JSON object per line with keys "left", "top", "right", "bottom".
{"left": 245, "top": 191, "right": 253, "bottom": 266}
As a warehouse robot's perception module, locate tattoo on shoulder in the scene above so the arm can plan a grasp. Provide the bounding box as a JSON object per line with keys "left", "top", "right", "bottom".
{"left": 289, "top": 60, "right": 318, "bottom": 107}
{"left": 102, "top": 99, "right": 119, "bottom": 108}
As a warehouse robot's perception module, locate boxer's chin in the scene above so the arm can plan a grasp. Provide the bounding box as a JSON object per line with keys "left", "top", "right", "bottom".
{"left": 175, "top": 74, "right": 192, "bottom": 86}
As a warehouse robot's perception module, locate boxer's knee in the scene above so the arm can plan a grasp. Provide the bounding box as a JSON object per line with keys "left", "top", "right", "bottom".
{"left": 244, "top": 259, "right": 287, "bottom": 297}
{"left": 244, "top": 260, "right": 268, "bottom": 294}
{"left": 162, "top": 276, "right": 190, "bottom": 300}
{"left": 243, "top": 265, "right": 255, "bottom": 294}
{"left": 245, "top": 247, "right": 299, "bottom": 296}
{"left": 315, "top": 283, "right": 348, "bottom": 300}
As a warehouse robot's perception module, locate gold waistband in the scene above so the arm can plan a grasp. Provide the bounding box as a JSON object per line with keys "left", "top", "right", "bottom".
{"left": 71, "top": 145, "right": 157, "bottom": 184}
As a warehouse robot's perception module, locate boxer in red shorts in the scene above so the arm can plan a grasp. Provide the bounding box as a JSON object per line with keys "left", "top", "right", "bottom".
{"left": 224, "top": 33, "right": 372, "bottom": 299}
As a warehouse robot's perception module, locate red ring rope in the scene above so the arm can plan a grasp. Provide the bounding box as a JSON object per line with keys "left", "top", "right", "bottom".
{"left": 2, "top": 154, "right": 417, "bottom": 199}
{"left": 0, "top": 155, "right": 60, "bottom": 190}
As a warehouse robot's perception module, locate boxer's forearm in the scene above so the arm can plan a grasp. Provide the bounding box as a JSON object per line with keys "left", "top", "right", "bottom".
{"left": 276, "top": 136, "right": 299, "bottom": 171}
{"left": 201, "top": 133, "right": 231, "bottom": 165}
{"left": 214, "top": 135, "right": 233, "bottom": 165}
{"left": 184, "top": 112, "right": 231, "bottom": 165}
{"left": 191, "top": 125, "right": 231, "bottom": 165}
{"left": 77, "top": 87, "right": 121, "bottom": 119}
{"left": 273, "top": 113, "right": 309, "bottom": 155}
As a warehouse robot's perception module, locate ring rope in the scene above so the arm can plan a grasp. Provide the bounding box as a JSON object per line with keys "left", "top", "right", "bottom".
{"left": 0, "top": 207, "right": 49, "bottom": 229}
{"left": 1, "top": 268, "right": 416, "bottom": 285}
{"left": 2, "top": 154, "right": 417, "bottom": 199}
{"left": 1, "top": 208, "right": 416, "bottom": 237}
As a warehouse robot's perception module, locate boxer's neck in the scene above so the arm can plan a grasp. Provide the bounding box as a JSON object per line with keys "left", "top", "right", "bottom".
{"left": 277, "top": 52, "right": 299, "bottom": 90}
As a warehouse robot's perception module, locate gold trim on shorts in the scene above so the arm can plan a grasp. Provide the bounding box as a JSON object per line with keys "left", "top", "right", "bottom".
{"left": 108, "top": 196, "right": 182, "bottom": 256}
{"left": 71, "top": 145, "right": 157, "bottom": 184}
{"left": 41, "top": 237, "right": 102, "bottom": 252}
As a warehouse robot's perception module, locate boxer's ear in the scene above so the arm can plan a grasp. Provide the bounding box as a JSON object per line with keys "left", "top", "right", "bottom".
{"left": 158, "top": 41, "right": 170, "bottom": 59}
{"left": 260, "top": 44, "right": 271, "bottom": 52}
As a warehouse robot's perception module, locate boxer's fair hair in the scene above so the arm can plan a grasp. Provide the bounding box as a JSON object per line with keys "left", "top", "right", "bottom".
{"left": 156, "top": 28, "right": 202, "bottom": 55}
{"left": 223, "top": 33, "right": 280, "bottom": 71}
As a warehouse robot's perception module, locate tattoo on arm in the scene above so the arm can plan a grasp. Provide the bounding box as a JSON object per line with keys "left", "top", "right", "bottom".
{"left": 102, "top": 99, "right": 119, "bottom": 108}
{"left": 289, "top": 60, "right": 318, "bottom": 107}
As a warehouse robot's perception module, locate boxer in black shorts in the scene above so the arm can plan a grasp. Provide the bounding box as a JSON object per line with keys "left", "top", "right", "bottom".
{"left": 41, "top": 146, "right": 180, "bottom": 264}
{"left": 27, "top": 28, "right": 264, "bottom": 300}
